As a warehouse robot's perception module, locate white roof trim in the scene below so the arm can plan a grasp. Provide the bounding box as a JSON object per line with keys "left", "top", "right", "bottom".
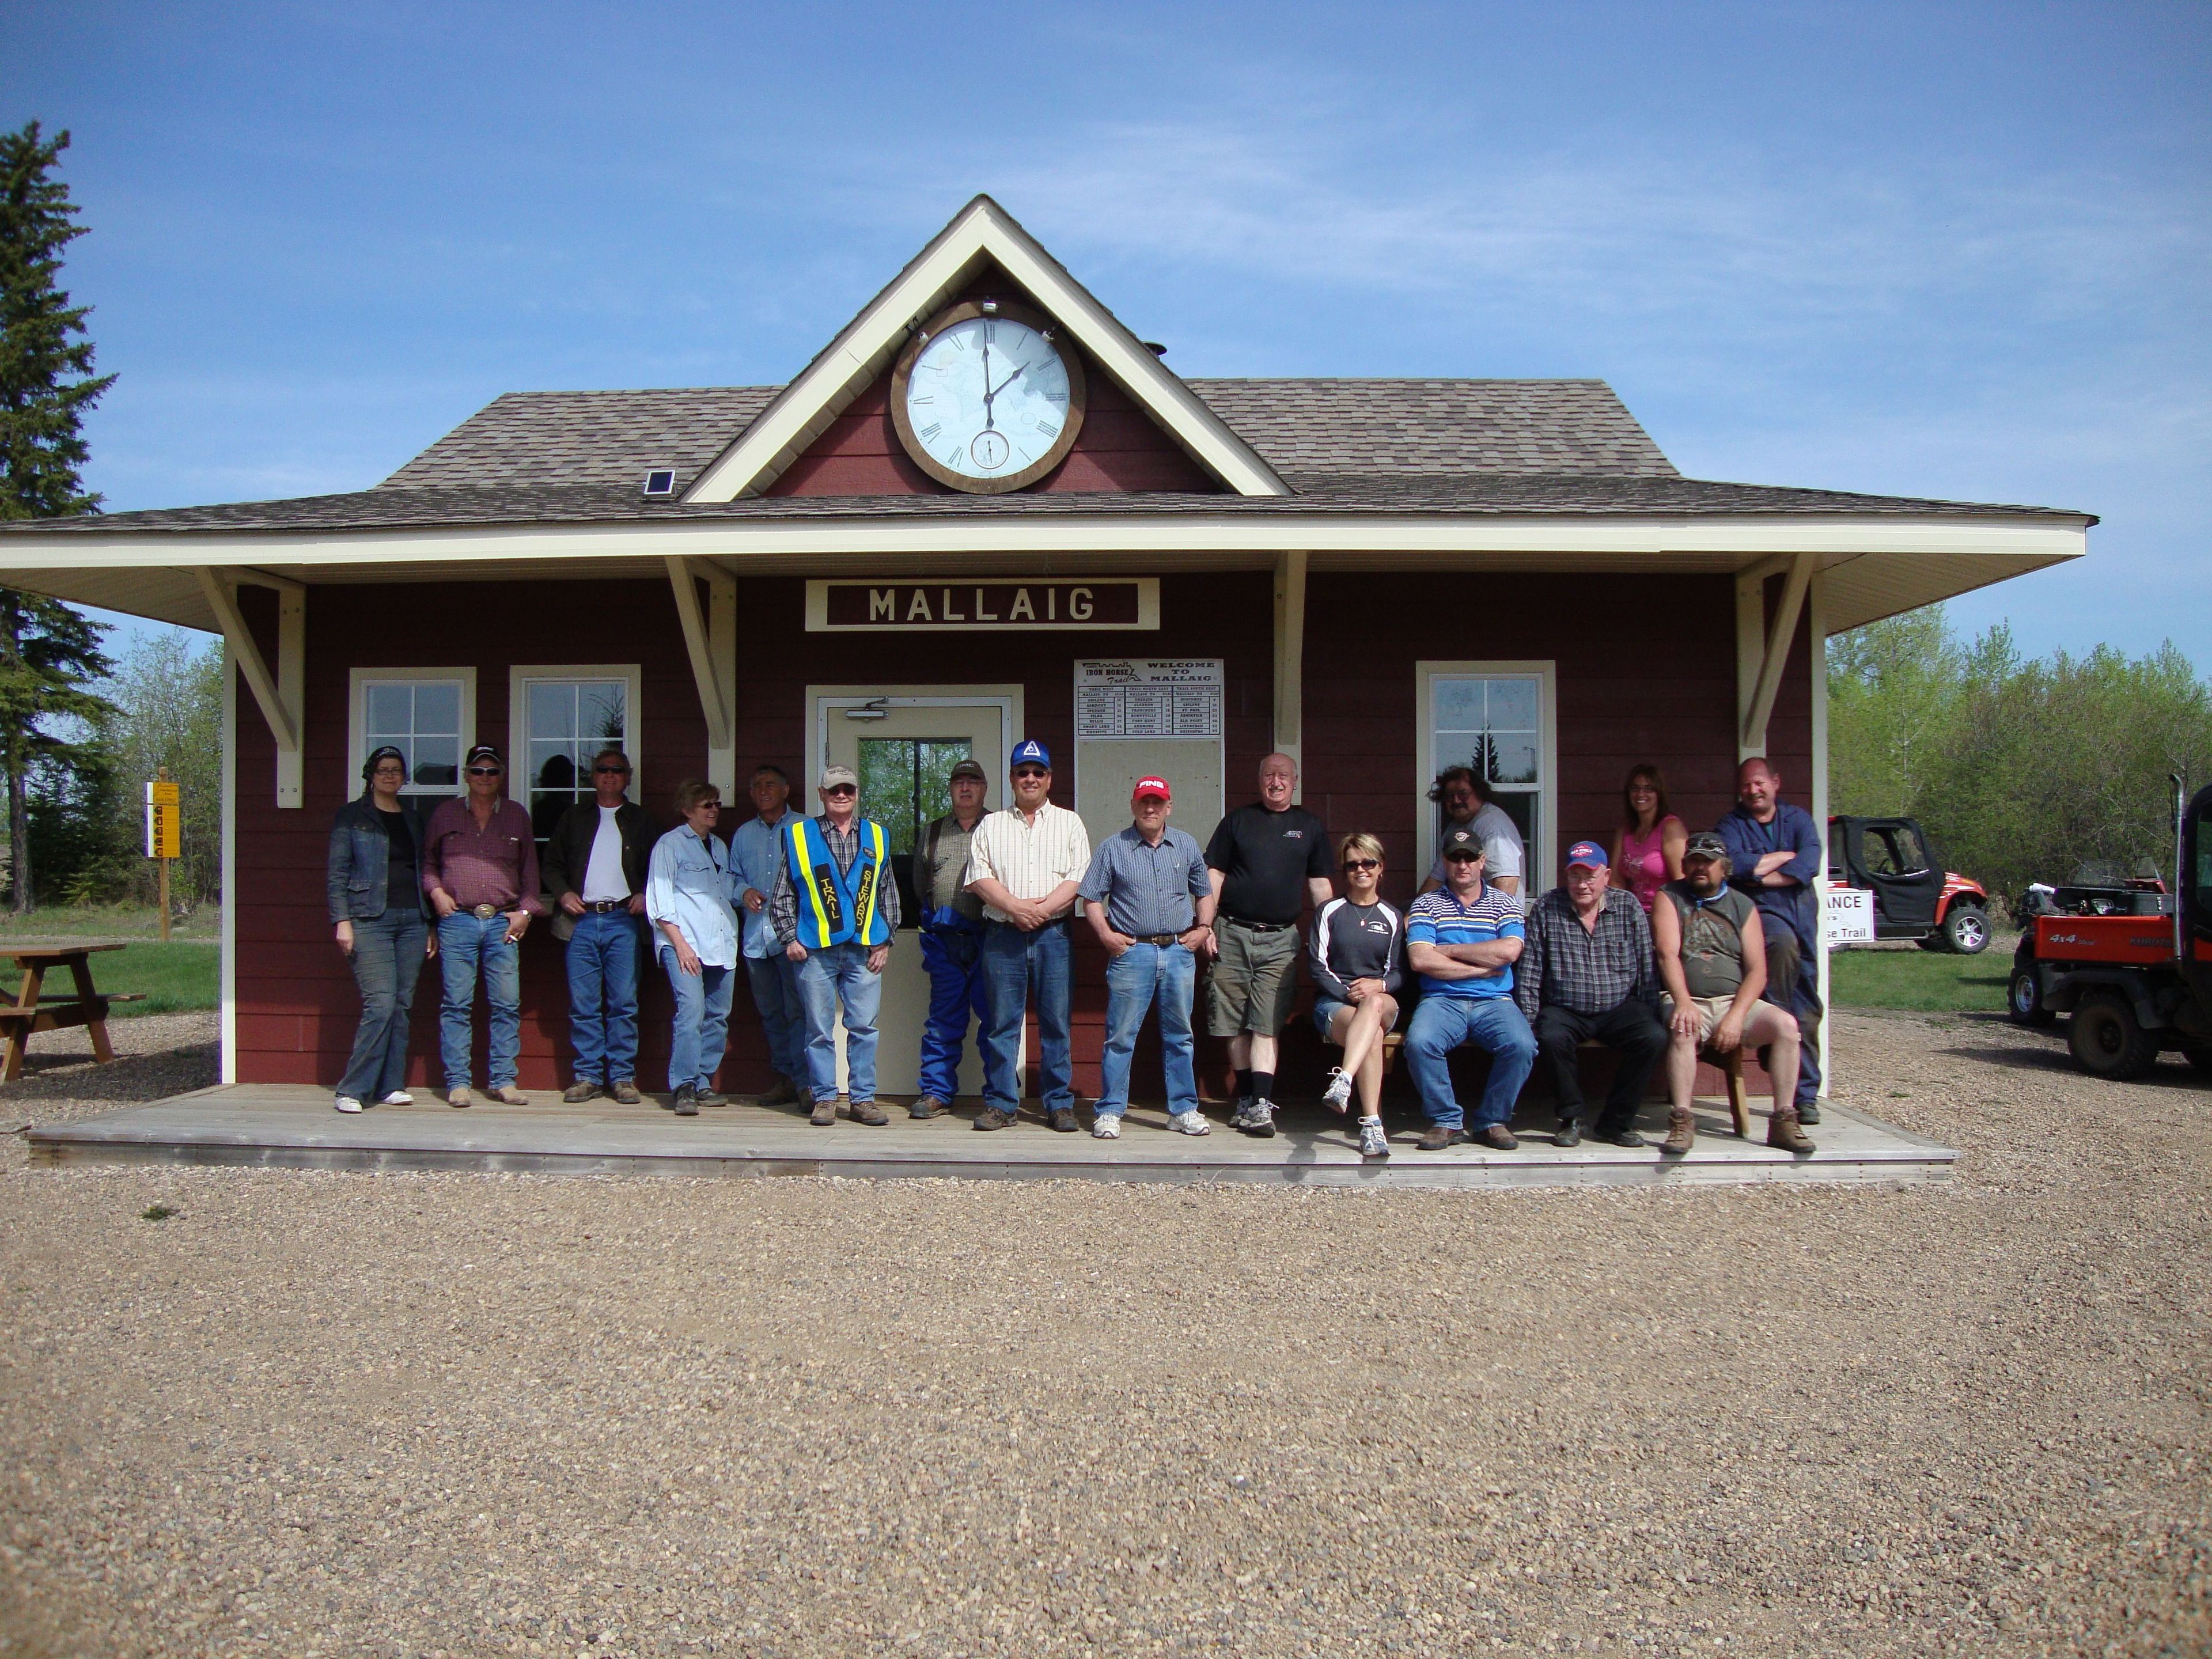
{"left": 681, "top": 195, "right": 1290, "bottom": 502}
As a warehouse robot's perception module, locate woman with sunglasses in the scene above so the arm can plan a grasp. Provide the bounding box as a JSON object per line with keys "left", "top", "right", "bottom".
{"left": 325, "top": 745, "right": 435, "bottom": 1113}
{"left": 1308, "top": 833, "right": 1404, "bottom": 1159}
{"left": 1609, "top": 764, "right": 1685, "bottom": 913}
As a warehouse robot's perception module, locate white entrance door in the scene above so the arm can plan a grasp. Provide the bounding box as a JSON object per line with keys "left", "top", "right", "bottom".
{"left": 812, "top": 688, "right": 1021, "bottom": 1099}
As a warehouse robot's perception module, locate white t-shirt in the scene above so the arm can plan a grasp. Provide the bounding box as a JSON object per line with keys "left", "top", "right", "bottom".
{"left": 582, "top": 806, "right": 630, "bottom": 902}
{"left": 1428, "top": 801, "right": 1525, "bottom": 885}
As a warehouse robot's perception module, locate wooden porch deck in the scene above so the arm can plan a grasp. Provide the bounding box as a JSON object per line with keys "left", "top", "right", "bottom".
{"left": 26, "top": 1088, "right": 1956, "bottom": 1190}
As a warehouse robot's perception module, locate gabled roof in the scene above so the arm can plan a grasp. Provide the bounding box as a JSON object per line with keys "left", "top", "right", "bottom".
{"left": 680, "top": 195, "right": 1290, "bottom": 501}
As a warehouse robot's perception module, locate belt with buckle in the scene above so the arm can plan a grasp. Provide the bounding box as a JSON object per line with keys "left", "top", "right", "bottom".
{"left": 1223, "top": 916, "right": 1291, "bottom": 933}
{"left": 1131, "top": 932, "right": 1180, "bottom": 946}
{"left": 582, "top": 899, "right": 628, "bottom": 913}
{"left": 470, "top": 903, "right": 502, "bottom": 920}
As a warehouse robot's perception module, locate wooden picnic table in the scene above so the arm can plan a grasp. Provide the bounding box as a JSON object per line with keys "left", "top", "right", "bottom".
{"left": 0, "top": 944, "right": 145, "bottom": 1081}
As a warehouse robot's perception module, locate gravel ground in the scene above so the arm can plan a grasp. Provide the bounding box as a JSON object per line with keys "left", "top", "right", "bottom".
{"left": 1, "top": 1010, "right": 2205, "bottom": 1659}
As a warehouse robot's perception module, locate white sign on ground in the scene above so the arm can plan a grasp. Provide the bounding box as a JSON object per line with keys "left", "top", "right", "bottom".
{"left": 1825, "top": 887, "right": 1876, "bottom": 946}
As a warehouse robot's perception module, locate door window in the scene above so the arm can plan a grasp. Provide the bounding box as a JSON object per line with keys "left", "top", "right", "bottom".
{"left": 858, "top": 737, "right": 977, "bottom": 927}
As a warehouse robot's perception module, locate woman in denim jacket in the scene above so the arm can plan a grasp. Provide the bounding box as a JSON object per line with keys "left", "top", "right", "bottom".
{"left": 325, "top": 746, "right": 437, "bottom": 1113}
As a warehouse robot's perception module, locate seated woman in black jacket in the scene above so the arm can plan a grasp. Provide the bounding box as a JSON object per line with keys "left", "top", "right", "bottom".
{"left": 325, "top": 746, "right": 436, "bottom": 1113}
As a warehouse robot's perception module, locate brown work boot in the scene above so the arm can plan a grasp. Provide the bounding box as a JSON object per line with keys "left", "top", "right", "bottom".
{"left": 486, "top": 1086, "right": 529, "bottom": 1107}
{"left": 972, "top": 1105, "right": 1018, "bottom": 1132}
{"left": 1767, "top": 1109, "right": 1815, "bottom": 1154}
{"left": 609, "top": 1079, "right": 643, "bottom": 1105}
{"left": 850, "top": 1100, "right": 889, "bottom": 1126}
{"left": 562, "top": 1080, "right": 602, "bottom": 1104}
{"left": 759, "top": 1075, "right": 801, "bottom": 1108}
{"left": 1047, "top": 1105, "right": 1080, "bottom": 1133}
{"left": 909, "top": 1094, "right": 950, "bottom": 1120}
{"left": 447, "top": 1088, "right": 472, "bottom": 1109}
{"left": 1475, "top": 1124, "right": 1520, "bottom": 1152}
{"left": 1415, "top": 1124, "right": 1469, "bottom": 1151}
{"left": 1661, "top": 1107, "right": 1696, "bottom": 1155}
{"left": 809, "top": 1097, "right": 837, "bottom": 1127}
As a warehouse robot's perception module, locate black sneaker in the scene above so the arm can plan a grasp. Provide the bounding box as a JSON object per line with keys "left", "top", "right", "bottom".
{"left": 1603, "top": 1127, "right": 1648, "bottom": 1149}
{"left": 1047, "top": 1106, "right": 1080, "bottom": 1133}
{"left": 694, "top": 1088, "right": 726, "bottom": 1108}
{"left": 1553, "top": 1118, "right": 1582, "bottom": 1149}
{"left": 672, "top": 1086, "right": 699, "bottom": 1117}
{"left": 1797, "top": 1101, "right": 1822, "bottom": 1126}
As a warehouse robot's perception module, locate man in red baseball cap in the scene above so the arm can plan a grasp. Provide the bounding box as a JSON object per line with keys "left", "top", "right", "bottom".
{"left": 1075, "top": 776, "right": 1217, "bottom": 1139}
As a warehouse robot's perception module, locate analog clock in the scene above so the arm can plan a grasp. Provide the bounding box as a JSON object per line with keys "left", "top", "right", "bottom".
{"left": 889, "top": 299, "right": 1088, "bottom": 493}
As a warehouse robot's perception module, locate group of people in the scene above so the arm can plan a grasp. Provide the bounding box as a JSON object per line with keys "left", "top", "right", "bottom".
{"left": 324, "top": 737, "right": 1825, "bottom": 1157}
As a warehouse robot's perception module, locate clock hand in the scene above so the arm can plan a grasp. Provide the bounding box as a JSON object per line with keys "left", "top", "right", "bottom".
{"left": 984, "top": 360, "right": 1032, "bottom": 403}
{"left": 979, "top": 332, "right": 996, "bottom": 431}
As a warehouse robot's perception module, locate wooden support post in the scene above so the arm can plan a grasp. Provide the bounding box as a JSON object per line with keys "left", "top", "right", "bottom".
{"left": 1272, "top": 550, "right": 1308, "bottom": 792}
{"left": 1735, "top": 552, "right": 1814, "bottom": 760}
{"left": 667, "top": 556, "right": 736, "bottom": 797}
{"left": 195, "top": 567, "right": 305, "bottom": 808}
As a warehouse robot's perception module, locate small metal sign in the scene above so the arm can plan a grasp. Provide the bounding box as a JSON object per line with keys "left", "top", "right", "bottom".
{"left": 144, "top": 779, "right": 181, "bottom": 861}
{"left": 806, "top": 578, "right": 1158, "bottom": 632}
{"left": 1824, "top": 886, "right": 1874, "bottom": 946}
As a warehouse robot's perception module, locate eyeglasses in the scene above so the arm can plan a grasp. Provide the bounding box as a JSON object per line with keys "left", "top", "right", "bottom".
{"left": 1342, "top": 858, "right": 1380, "bottom": 872}
{"left": 594, "top": 764, "right": 631, "bottom": 776}
{"left": 1011, "top": 768, "right": 1048, "bottom": 781}
{"left": 466, "top": 766, "right": 502, "bottom": 777}
{"left": 823, "top": 785, "right": 857, "bottom": 797}
{"left": 1444, "top": 851, "right": 1482, "bottom": 864}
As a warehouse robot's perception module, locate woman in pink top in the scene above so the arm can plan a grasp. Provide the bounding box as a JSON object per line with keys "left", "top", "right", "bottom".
{"left": 1609, "top": 764, "right": 1685, "bottom": 912}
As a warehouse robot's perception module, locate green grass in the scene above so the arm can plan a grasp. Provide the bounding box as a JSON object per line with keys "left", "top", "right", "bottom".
{"left": 0, "top": 940, "right": 219, "bottom": 1018}
{"left": 1829, "top": 944, "right": 2013, "bottom": 1014}
{"left": 0, "top": 901, "right": 221, "bottom": 942}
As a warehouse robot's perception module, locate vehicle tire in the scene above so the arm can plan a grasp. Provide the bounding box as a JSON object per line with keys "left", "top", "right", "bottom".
{"left": 1941, "top": 904, "right": 1991, "bottom": 955}
{"left": 2184, "top": 1047, "right": 2212, "bottom": 1077}
{"left": 2067, "top": 991, "right": 2162, "bottom": 1081}
{"left": 2007, "top": 964, "right": 2056, "bottom": 1028}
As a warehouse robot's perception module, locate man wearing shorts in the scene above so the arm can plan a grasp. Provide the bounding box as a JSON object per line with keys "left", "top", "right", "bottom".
{"left": 1203, "top": 752, "right": 1334, "bottom": 1138}
{"left": 1650, "top": 832, "right": 1812, "bottom": 1154}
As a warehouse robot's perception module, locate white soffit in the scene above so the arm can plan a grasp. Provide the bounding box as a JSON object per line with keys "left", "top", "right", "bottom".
{"left": 682, "top": 195, "right": 1290, "bottom": 502}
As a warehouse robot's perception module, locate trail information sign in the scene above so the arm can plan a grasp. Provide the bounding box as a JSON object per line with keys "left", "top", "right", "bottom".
{"left": 145, "top": 780, "right": 180, "bottom": 860}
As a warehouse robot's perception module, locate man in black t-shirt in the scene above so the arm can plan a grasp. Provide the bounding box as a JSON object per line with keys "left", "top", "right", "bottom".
{"left": 1203, "top": 752, "right": 1334, "bottom": 1137}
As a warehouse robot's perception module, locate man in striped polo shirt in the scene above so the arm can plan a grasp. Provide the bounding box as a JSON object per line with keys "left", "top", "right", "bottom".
{"left": 1402, "top": 825, "right": 1539, "bottom": 1150}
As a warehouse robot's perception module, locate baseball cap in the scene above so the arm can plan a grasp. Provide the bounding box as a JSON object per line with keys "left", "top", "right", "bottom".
{"left": 1009, "top": 739, "right": 1051, "bottom": 771}
{"left": 1566, "top": 840, "right": 1608, "bottom": 870}
{"left": 819, "top": 763, "right": 859, "bottom": 790}
{"left": 948, "top": 758, "right": 987, "bottom": 783}
{"left": 1440, "top": 826, "right": 1484, "bottom": 860}
{"left": 1131, "top": 775, "right": 1172, "bottom": 804}
{"left": 464, "top": 744, "right": 503, "bottom": 769}
{"left": 1683, "top": 831, "right": 1730, "bottom": 861}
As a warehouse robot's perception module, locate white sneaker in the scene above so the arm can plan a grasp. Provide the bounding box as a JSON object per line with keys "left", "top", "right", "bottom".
{"left": 1323, "top": 1069, "right": 1354, "bottom": 1113}
{"left": 378, "top": 1090, "right": 414, "bottom": 1106}
{"left": 1358, "top": 1118, "right": 1389, "bottom": 1158}
{"left": 334, "top": 1096, "right": 363, "bottom": 1115}
{"left": 1092, "top": 1115, "right": 1122, "bottom": 1139}
{"left": 1168, "top": 1109, "right": 1211, "bottom": 1136}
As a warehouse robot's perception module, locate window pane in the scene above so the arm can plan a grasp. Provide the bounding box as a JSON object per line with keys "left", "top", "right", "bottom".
{"left": 916, "top": 740, "right": 973, "bottom": 830}
{"left": 413, "top": 738, "right": 458, "bottom": 790}
{"left": 1490, "top": 736, "right": 1539, "bottom": 786}
{"left": 1433, "top": 679, "right": 1484, "bottom": 732}
{"left": 530, "top": 744, "right": 577, "bottom": 794}
{"left": 1486, "top": 677, "right": 1538, "bottom": 733}
{"left": 366, "top": 683, "right": 412, "bottom": 735}
{"left": 859, "top": 738, "right": 920, "bottom": 854}
{"left": 414, "top": 683, "right": 460, "bottom": 733}
{"left": 579, "top": 683, "right": 626, "bottom": 746}
{"left": 529, "top": 681, "right": 574, "bottom": 739}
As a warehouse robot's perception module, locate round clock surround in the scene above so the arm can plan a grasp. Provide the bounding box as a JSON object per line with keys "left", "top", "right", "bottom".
{"left": 888, "top": 298, "right": 1089, "bottom": 494}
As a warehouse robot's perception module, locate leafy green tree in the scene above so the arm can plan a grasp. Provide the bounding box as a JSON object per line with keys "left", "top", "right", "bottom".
{"left": 0, "top": 121, "right": 120, "bottom": 912}
{"left": 102, "top": 633, "right": 223, "bottom": 905}
{"left": 1828, "top": 608, "right": 1963, "bottom": 817}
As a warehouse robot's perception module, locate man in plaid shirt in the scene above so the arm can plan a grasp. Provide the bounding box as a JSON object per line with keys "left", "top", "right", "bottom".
{"left": 1514, "top": 840, "right": 1667, "bottom": 1149}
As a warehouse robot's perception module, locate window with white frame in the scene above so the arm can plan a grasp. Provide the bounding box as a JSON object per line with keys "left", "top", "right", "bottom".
{"left": 351, "top": 671, "right": 475, "bottom": 797}
{"left": 1418, "top": 662, "right": 1555, "bottom": 890}
{"left": 510, "top": 666, "right": 641, "bottom": 844}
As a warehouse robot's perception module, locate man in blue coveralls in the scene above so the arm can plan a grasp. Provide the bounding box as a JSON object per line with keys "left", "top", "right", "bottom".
{"left": 908, "top": 757, "right": 991, "bottom": 1119}
{"left": 1716, "top": 756, "right": 1824, "bottom": 1120}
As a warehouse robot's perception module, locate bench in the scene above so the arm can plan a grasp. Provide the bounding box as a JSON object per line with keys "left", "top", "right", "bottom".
{"left": 0, "top": 945, "right": 141, "bottom": 1081}
{"left": 1375, "top": 1029, "right": 1752, "bottom": 1137}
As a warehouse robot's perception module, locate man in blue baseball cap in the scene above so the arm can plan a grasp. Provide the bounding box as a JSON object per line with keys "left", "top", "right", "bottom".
{"left": 959, "top": 740, "right": 1092, "bottom": 1131}
{"left": 1513, "top": 839, "right": 1667, "bottom": 1147}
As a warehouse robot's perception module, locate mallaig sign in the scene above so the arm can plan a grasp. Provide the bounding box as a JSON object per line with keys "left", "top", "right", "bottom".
{"left": 805, "top": 578, "right": 1159, "bottom": 632}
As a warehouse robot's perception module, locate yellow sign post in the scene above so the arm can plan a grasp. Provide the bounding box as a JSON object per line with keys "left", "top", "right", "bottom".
{"left": 145, "top": 772, "right": 181, "bottom": 941}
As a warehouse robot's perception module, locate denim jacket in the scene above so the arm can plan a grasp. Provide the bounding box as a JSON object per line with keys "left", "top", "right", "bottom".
{"left": 327, "top": 794, "right": 433, "bottom": 923}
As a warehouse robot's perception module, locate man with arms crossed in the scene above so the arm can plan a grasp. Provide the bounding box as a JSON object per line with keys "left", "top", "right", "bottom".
{"left": 1078, "top": 775, "right": 1216, "bottom": 1138}
{"left": 731, "top": 764, "right": 806, "bottom": 1107}
{"left": 910, "top": 757, "right": 992, "bottom": 1119}
{"left": 1401, "top": 827, "right": 1537, "bottom": 1150}
{"left": 1652, "top": 831, "right": 1812, "bottom": 1153}
{"left": 1715, "top": 757, "right": 1824, "bottom": 1122}
{"left": 1203, "top": 752, "right": 1333, "bottom": 1138}
{"left": 964, "top": 740, "right": 1091, "bottom": 1133}
{"left": 543, "top": 747, "right": 655, "bottom": 1105}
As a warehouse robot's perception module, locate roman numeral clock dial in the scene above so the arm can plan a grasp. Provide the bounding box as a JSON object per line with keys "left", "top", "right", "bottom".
{"left": 889, "top": 298, "right": 1089, "bottom": 493}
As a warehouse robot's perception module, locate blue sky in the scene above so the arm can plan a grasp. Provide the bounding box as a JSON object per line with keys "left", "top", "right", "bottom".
{"left": 9, "top": 1, "right": 2209, "bottom": 664}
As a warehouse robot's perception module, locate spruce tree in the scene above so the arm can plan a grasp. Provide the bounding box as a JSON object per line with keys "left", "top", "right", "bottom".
{"left": 0, "top": 122, "right": 118, "bottom": 911}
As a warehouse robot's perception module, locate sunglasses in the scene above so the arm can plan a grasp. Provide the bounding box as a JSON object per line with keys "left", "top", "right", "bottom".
{"left": 1011, "top": 768, "right": 1048, "bottom": 779}
{"left": 1444, "top": 851, "right": 1482, "bottom": 863}
{"left": 466, "top": 766, "right": 502, "bottom": 777}
{"left": 1342, "top": 858, "right": 1380, "bottom": 872}
{"left": 823, "top": 785, "right": 857, "bottom": 797}
{"left": 594, "top": 764, "right": 631, "bottom": 776}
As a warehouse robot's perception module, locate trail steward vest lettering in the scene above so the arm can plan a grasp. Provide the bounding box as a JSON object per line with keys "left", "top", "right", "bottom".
{"left": 785, "top": 818, "right": 891, "bottom": 949}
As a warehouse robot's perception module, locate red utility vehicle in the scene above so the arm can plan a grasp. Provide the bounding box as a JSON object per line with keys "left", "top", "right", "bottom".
{"left": 1826, "top": 815, "right": 1993, "bottom": 953}
{"left": 2008, "top": 779, "right": 2212, "bottom": 1080}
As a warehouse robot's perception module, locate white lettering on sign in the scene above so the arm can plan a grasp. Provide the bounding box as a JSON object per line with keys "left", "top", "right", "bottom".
{"left": 1824, "top": 887, "right": 1874, "bottom": 947}
{"left": 870, "top": 589, "right": 896, "bottom": 623}
{"left": 806, "top": 578, "right": 1160, "bottom": 631}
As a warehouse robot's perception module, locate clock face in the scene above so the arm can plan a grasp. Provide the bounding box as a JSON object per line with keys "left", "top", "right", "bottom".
{"left": 890, "top": 301, "right": 1088, "bottom": 493}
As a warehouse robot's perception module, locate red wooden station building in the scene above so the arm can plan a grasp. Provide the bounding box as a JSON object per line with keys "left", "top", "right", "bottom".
{"left": 0, "top": 198, "right": 2090, "bottom": 1104}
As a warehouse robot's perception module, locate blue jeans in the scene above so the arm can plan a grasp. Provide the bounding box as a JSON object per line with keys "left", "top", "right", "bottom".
{"left": 1094, "top": 942, "right": 1198, "bottom": 1118}
{"left": 338, "top": 907, "right": 426, "bottom": 1103}
{"left": 1402, "top": 994, "right": 1539, "bottom": 1130}
{"left": 744, "top": 953, "right": 806, "bottom": 1081}
{"left": 660, "top": 944, "right": 735, "bottom": 1093}
{"left": 565, "top": 910, "right": 642, "bottom": 1085}
{"left": 981, "top": 920, "right": 1073, "bottom": 1112}
{"left": 437, "top": 911, "right": 521, "bottom": 1092}
{"left": 918, "top": 927, "right": 989, "bottom": 1101}
{"left": 795, "top": 942, "right": 884, "bottom": 1104}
